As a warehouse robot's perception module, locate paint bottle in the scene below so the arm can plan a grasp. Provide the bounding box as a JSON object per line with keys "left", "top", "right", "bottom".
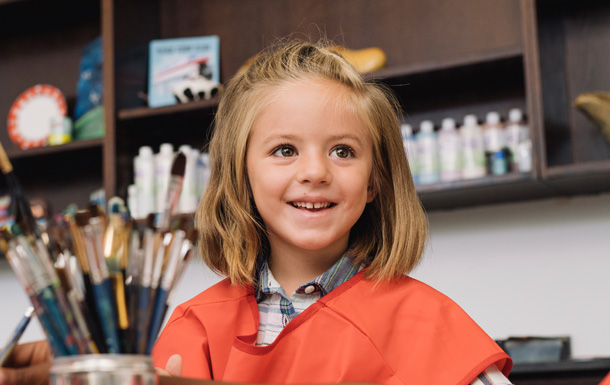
{"left": 127, "top": 184, "right": 138, "bottom": 219}
{"left": 438, "top": 118, "right": 461, "bottom": 182}
{"left": 178, "top": 146, "right": 200, "bottom": 214}
{"left": 505, "top": 108, "right": 530, "bottom": 171}
{"left": 483, "top": 111, "right": 507, "bottom": 174}
{"left": 155, "top": 143, "right": 174, "bottom": 214}
{"left": 460, "top": 114, "right": 486, "bottom": 179}
{"left": 400, "top": 123, "right": 419, "bottom": 184}
{"left": 416, "top": 120, "right": 440, "bottom": 185}
{"left": 197, "top": 152, "right": 211, "bottom": 200}
{"left": 134, "top": 146, "right": 155, "bottom": 219}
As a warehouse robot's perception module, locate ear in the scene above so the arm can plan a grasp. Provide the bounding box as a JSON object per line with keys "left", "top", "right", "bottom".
{"left": 366, "top": 180, "right": 377, "bottom": 203}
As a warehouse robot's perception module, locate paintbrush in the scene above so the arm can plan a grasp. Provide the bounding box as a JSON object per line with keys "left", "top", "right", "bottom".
{"left": 136, "top": 223, "right": 155, "bottom": 354}
{"left": 146, "top": 229, "right": 186, "bottom": 353}
{"left": 103, "top": 200, "right": 130, "bottom": 353}
{"left": 75, "top": 211, "right": 121, "bottom": 353}
{"left": 0, "top": 140, "right": 40, "bottom": 239}
{"left": 158, "top": 152, "right": 186, "bottom": 232}
{"left": 4, "top": 236, "right": 71, "bottom": 356}
{"left": 0, "top": 307, "right": 34, "bottom": 366}
{"left": 68, "top": 214, "right": 108, "bottom": 353}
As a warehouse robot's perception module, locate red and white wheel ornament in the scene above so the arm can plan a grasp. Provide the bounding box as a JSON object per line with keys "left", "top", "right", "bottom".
{"left": 7, "top": 84, "right": 67, "bottom": 149}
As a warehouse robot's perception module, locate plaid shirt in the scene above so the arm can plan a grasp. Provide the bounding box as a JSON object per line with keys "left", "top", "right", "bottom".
{"left": 254, "top": 254, "right": 511, "bottom": 385}
{"left": 255, "top": 253, "right": 364, "bottom": 346}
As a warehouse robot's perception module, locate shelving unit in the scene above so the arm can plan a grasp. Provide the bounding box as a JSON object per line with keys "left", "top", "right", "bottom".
{"left": 2, "top": 0, "right": 610, "bottom": 216}
{"left": 0, "top": 0, "right": 102, "bottom": 210}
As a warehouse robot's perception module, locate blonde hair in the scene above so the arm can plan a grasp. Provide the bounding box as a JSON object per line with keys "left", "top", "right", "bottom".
{"left": 196, "top": 39, "right": 428, "bottom": 285}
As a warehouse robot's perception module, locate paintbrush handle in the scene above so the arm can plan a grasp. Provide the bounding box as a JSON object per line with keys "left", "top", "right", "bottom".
{"left": 0, "top": 139, "right": 13, "bottom": 174}
{"left": 91, "top": 281, "right": 121, "bottom": 353}
{"left": 136, "top": 285, "right": 151, "bottom": 354}
{"left": 146, "top": 287, "right": 169, "bottom": 354}
{"left": 38, "top": 287, "right": 79, "bottom": 355}
{"left": 0, "top": 307, "right": 33, "bottom": 366}
{"left": 27, "top": 295, "right": 68, "bottom": 357}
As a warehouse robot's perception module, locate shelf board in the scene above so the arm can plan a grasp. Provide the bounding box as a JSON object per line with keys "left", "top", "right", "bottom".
{"left": 416, "top": 172, "right": 534, "bottom": 194}
{"left": 118, "top": 98, "right": 220, "bottom": 121}
{"left": 366, "top": 45, "right": 523, "bottom": 81}
{"left": 545, "top": 160, "right": 610, "bottom": 179}
{"left": 6, "top": 138, "right": 104, "bottom": 159}
{"left": 417, "top": 172, "right": 557, "bottom": 210}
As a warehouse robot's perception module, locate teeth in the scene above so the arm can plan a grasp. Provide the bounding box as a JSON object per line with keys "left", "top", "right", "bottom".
{"left": 292, "top": 202, "right": 331, "bottom": 209}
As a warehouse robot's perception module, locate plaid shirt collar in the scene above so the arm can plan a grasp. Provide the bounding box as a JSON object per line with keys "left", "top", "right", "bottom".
{"left": 255, "top": 252, "right": 364, "bottom": 302}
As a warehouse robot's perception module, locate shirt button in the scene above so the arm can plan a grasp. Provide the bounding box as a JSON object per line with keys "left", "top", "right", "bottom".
{"left": 304, "top": 285, "right": 316, "bottom": 294}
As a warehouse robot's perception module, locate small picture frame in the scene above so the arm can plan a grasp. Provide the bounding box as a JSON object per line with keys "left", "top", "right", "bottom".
{"left": 148, "top": 35, "right": 220, "bottom": 108}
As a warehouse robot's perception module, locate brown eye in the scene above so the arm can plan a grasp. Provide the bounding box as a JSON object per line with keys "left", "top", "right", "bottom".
{"left": 281, "top": 147, "right": 295, "bottom": 157}
{"left": 272, "top": 145, "right": 296, "bottom": 157}
{"left": 331, "top": 146, "right": 353, "bottom": 159}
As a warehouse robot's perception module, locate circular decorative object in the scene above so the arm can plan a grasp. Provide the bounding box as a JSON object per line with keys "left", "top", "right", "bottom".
{"left": 7, "top": 84, "right": 68, "bottom": 149}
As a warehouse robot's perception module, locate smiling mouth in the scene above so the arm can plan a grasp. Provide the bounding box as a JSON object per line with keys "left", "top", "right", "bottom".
{"left": 290, "top": 201, "right": 336, "bottom": 210}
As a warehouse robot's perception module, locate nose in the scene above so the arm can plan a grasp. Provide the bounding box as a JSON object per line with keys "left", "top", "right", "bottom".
{"left": 296, "top": 151, "right": 331, "bottom": 185}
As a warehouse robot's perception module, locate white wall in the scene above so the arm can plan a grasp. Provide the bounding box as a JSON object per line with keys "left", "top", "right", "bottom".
{"left": 1, "top": 192, "right": 609, "bottom": 359}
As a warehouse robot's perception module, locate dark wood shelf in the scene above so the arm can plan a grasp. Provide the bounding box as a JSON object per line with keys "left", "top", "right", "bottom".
{"left": 417, "top": 173, "right": 555, "bottom": 210}
{"left": 416, "top": 172, "right": 534, "bottom": 194}
{"left": 118, "top": 97, "right": 220, "bottom": 120}
{"left": 367, "top": 45, "right": 523, "bottom": 81}
{"left": 6, "top": 138, "right": 104, "bottom": 159}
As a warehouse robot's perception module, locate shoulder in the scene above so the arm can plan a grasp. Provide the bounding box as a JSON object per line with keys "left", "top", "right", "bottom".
{"left": 326, "top": 274, "right": 485, "bottom": 337}
{"left": 168, "top": 278, "right": 252, "bottom": 322}
{"left": 331, "top": 274, "right": 461, "bottom": 311}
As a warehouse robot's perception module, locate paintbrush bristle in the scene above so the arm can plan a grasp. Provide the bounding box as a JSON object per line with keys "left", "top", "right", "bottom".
{"left": 74, "top": 211, "right": 91, "bottom": 227}
{"left": 146, "top": 213, "right": 157, "bottom": 230}
{"left": 171, "top": 152, "right": 187, "bottom": 177}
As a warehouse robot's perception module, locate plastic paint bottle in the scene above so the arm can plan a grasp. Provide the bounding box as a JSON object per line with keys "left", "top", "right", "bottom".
{"left": 127, "top": 184, "right": 138, "bottom": 219}
{"left": 505, "top": 108, "right": 530, "bottom": 171}
{"left": 438, "top": 118, "right": 461, "bottom": 182}
{"left": 134, "top": 146, "right": 155, "bottom": 219}
{"left": 416, "top": 120, "right": 440, "bottom": 185}
{"left": 197, "top": 152, "right": 211, "bottom": 200}
{"left": 155, "top": 143, "right": 174, "bottom": 215}
{"left": 460, "top": 114, "right": 486, "bottom": 179}
{"left": 178, "top": 146, "right": 199, "bottom": 214}
{"left": 483, "top": 111, "right": 507, "bottom": 174}
{"left": 400, "top": 123, "right": 419, "bottom": 184}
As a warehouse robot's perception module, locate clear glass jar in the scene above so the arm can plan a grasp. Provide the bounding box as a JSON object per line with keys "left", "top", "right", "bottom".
{"left": 50, "top": 354, "right": 157, "bottom": 385}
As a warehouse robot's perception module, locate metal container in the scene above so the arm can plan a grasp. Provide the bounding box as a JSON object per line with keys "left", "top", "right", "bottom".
{"left": 50, "top": 354, "right": 157, "bottom": 385}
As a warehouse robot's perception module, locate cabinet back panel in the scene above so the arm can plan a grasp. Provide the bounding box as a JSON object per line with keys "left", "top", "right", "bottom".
{"left": 537, "top": 0, "right": 610, "bottom": 167}
{"left": 159, "top": 0, "right": 522, "bottom": 82}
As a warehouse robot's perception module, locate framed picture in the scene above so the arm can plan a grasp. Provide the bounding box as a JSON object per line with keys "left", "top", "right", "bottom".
{"left": 148, "top": 35, "right": 220, "bottom": 108}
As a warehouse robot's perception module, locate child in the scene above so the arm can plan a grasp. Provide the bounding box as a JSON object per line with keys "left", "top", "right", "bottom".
{"left": 152, "top": 39, "right": 513, "bottom": 385}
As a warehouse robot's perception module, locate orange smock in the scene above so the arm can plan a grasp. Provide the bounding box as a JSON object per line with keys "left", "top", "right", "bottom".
{"left": 153, "top": 271, "right": 512, "bottom": 384}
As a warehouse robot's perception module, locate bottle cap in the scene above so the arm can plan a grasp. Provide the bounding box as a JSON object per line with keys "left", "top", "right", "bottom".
{"left": 509, "top": 108, "right": 523, "bottom": 123}
{"left": 441, "top": 118, "right": 456, "bottom": 130}
{"left": 401, "top": 123, "right": 413, "bottom": 136}
{"left": 159, "top": 143, "right": 174, "bottom": 155}
{"left": 139, "top": 146, "right": 153, "bottom": 157}
{"left": 463, "top": 114, "right": 478, "bottom": 127}
{"left": 178, "top": 144, "right": 192, "bottom": 154}
{"left": 486, "top": 111, "right": 501, "bottom": 125}
{"left": 419, "top": 120, "right": 434, "bottom": 133}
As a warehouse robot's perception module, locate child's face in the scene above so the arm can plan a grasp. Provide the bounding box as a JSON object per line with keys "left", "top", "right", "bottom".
{"left": 246, "top": 79, "right": 376, "bottom": 258}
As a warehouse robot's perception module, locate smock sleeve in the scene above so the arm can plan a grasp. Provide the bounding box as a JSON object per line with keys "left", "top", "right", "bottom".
{"left": 152, "top": 307, "right": 212, "bottom": 380}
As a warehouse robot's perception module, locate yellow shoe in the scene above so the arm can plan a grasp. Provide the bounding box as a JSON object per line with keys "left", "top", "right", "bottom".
{"left": 330, "top": 46, "right": 387, "bottom": 74}
{"left": 574, "top": 91, "right": 610, "bottom": 143}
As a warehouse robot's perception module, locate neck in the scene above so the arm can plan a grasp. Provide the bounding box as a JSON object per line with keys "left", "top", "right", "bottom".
{"left": 267, "top": 238, "right": 348, "bottom": 295}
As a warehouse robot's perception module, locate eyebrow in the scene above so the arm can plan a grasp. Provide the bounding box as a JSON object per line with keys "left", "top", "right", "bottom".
{"left": 261, "top": 133, "right": 364, "bottom": 146}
